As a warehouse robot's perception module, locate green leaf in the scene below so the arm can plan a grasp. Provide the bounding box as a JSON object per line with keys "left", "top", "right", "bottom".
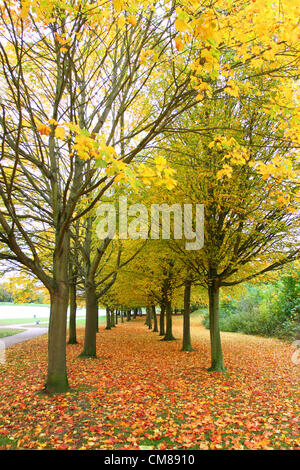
{"left": 95, "top": 159, "right": 107, "bottom": 168}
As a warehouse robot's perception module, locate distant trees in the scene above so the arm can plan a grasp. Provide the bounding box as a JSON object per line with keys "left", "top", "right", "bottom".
{"left": 0, "top": 286, "right": 12, "bottom": 303}
{"left": 0, "top": 275, "right": 49, "bottom": 304}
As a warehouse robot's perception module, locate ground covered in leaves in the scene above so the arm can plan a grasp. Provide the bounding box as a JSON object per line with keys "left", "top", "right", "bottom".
{"left": 0, "top": 316, "right": 299, "bottom": 450}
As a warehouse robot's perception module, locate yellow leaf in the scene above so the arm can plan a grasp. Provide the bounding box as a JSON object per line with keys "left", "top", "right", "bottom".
{"left": 113, "top": 0, "right": 124, "bottom": 12}
{"left": 37, "top": 124, "right": 51, "bottom": 136}
{"left": 175, "top": 36, "right": 184, "bottom": 52}
{"left": 175, "top": 18, "right": 188, "bottom": 33}
{"left": 115, "top": 172, "right": 125, "bottom": 183}
{"left": 154, "top": 156, "right": 167, "bottom": 172}
{"left": 20, "top": 0, "right": 30, "bottom": 19}
{"left": 55, "top": 127, "right": 66, "bottom": 140}
{"left": 165, "top": 178, "right": 177, "bottom": 190}
{"left": 128, "top": 15, "right": 137, "bottom": 27}
{"left": 48, "top": 119, "right": 58, "bottom": 126}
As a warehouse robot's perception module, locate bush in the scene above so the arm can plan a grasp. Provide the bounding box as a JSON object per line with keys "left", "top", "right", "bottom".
{"left": 203, "top": 271, "right": 300, "bottom": 341}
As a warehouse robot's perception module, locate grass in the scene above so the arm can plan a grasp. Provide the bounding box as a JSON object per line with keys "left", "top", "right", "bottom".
{"left": 0, "top": 329, "right": 25, "bottom": 338}
{"left": 0, "top": 315, "right": 106, "bottom": 328}
{"left": 0, "top": 318, "right": 48, "bottom": 326}
{"left": 0, "top": 302, "right": 50, "bottom": 307}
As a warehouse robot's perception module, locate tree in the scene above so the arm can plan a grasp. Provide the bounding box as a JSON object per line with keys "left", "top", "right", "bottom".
{"left": 0, "top": 0, "right": 196, "bottom": 392}
{"left": 162, "top": 91, "right": 299, "bottom": 370}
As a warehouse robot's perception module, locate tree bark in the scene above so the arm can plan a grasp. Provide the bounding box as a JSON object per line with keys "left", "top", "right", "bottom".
{"left": 145, "top": 306, "right": 152, "bottom": 329}
{"left": 208, "top": 280, "right": 226, "bottom": 371}
{"left": 46, "top": 233, "right": 69, "bottom": 393}
{"left": 96, "top": 298, "right": 99, "bottom": 333}
{"left": 68, "top": 279, "right": 77, "bottom": 344}
{"left": 79, "top": 282, "right": 98, "bottom": 358}
{"left": 159, "top": 302, "right": 165, "bottom": 336}
{"left": 126, "top": 309, "right": 131, "bottom": 322}
{"left": 151, "top": 304, "right": 158, "bottom": 332}
{"left": 111, "top": 309, "right": 116, "bottom": 327}
{"left": 145, "top": 306, "right": 150, "bottom": 326}
{"left": 105, "top": 307, "right": 111, "bottom": 330}
{"left": 163, "top": 299, "right": 175, "bottom": 341}
{"left": 182, "top": 280, "right": 194, "bottom": 351}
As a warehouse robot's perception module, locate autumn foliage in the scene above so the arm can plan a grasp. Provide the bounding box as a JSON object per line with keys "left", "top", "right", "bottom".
{"left": 0, "top": 0, "right": 299, "bottom": 451}
{"left": 0, "top": 317, "right": 299, "bottom": 450}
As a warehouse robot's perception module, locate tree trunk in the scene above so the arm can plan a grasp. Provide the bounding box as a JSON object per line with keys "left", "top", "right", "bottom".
{"left": 145, "top": 306, "right": 150, "bottom": 326}
{"left": 151, "top": 304, "right": 158, "bottom": 332}
{"left": 96, "top": 298, "right": 99, "bottom": 333}
{"left": 68, "top": 280, "right": 77, "bottom": 344}
{"left": 79, "top": 283, "right": 98, "bottom": 358}
{"left": 146, "top": 306, "right": 152, "bottom": 329}
{"left": 163, "top": 299, "right": 175, "bottom": 341}
{"left": 111, "top": 309, "right": 116, "bottom": 327}
{"left": 105, "top": 307, "right": 111, "bottom": 330}
{"left": 182, "top": 280, "right": 194, "bottom": 351}
{"left": 46, "top": 234, "right": 69, "bottom": 394}
{"left": 208, "top": 280, "right": 226, "bottom": 371}
{"left": 159, "top": 303, "right": 165, "bottom": 336}
{"left": 115, "top": 310, "right": 118, "bottom": 325}
{"left": 126, "top": 309, "right": 131, "bottom": 322}
{"left": 121, "top": 310, "right": 124, "bottom": 323}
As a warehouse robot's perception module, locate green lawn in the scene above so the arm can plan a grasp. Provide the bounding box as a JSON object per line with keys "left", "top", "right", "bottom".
{"left": 0, "top": 329, "right": 25, "bottom": 338}
{"left": 0, "top": 316, "right": 106, "bottom": 328}
{"left": 0, "top": 318, "right": 48, "bottom": 326}
{"left": 0, "top": 302, "right": 50, "bottom": 307}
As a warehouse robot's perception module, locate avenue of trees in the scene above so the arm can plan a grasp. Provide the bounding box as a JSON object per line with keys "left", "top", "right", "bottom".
{"left": 0, "top": 0, "right": 299, "bottom": 393}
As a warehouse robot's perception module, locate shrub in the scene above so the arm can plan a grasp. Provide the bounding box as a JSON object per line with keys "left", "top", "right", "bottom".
{"left": 203, "top": 271, "right": 300, "bottom": 341}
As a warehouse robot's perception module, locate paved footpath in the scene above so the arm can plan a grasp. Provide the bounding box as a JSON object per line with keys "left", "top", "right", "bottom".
{"left": 0, "top": 323, "right": 48, "bottom": 348}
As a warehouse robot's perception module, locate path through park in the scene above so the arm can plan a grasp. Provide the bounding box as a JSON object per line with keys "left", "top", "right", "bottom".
{"left": 0, "top": 324, "right": 48, "bottom": 348}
